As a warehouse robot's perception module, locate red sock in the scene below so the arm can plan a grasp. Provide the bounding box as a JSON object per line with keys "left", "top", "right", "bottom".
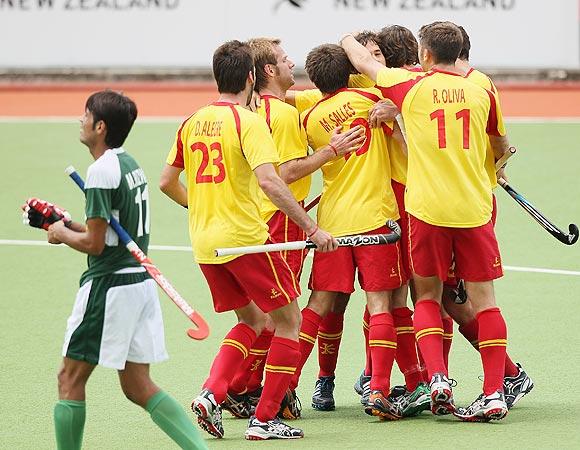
{"left": 289, "top": 307, "right": 321, "bottom": 390}
{"left": 363, "top": 307, "right": 372, "bottom": 376}
{"left": 477, "top": 307, "right": 507, "bottom": 395}
{"left": 458, "top": 318, "right": 479, "bottom": 350}
{"left": 413, "top": 300, "right": 446, "bottom": 379}
{"left": 317, "top": 311, "right": 344, "bottom": 377}
{"left": 203, "top": 323, "right": 257, "bottom": 403}
{"left": 368, "top": 312, "right": 397, "bottom": 393}
{"left": 442, "top": 317, "right": 454, "bottom": 371}
{"left": 459, "top": 318, "right": 519, "bottom": 378}
{"left": 392, "top": 307, "right": 422, "bottom": 391}
{"left": 417, "top": 347, "right": 428, "bottom": 382}
{"left": 255, "top": 337, "right": 300, "bottom": 422}
{"left": 230, "top": 329, "right": 274, "bottom": 394}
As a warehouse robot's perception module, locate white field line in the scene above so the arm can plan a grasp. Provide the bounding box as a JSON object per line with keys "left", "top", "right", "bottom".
{"left": 1, "top": 116, "right": 580, "bottom": 124}
{"left": 1, "top": 239, "right": 579, "bottom": 277}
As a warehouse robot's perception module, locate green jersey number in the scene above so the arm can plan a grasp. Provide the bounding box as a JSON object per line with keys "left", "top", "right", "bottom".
{"left": 134, "top": 185, "right": 151, "bottom": 237}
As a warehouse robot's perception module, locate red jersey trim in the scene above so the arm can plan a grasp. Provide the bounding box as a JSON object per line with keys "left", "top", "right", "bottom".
{"left": 172, "top": 112, "right": 197, "bottom": 168}
{"left": 465, "top": 67, "right": 475, "bottom": 77}
{"left": 262, "top": 96, "right": 273, "bottom": 133}
{"left": 430, "top": 68, "right": 465, "bottom": 77}
{"left": 381, "top": 122, "right": 394, "bottom": 136}
{"left": 376, "top": 72, "right": 434, "bottom": 110}
{"left": 228, "top": 104, "right": 245, "bottom": 156}
{"left": 485, "top": 89, "right": 501, "bottom": 136}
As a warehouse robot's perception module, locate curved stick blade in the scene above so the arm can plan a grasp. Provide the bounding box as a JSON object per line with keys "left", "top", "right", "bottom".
{"left": 186, "top": 312, "right": 210, "bottom": 340}
{"left": 568, "top": 224, "right": 579, "bottom": 245}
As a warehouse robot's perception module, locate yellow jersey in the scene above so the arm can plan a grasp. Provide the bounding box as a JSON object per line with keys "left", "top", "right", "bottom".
{"left": 376, "top": 67, "right": 505, "bottom": 228}
{"left": 257, "top": 95, "right": 310, "bottom": 222}
{"left": 465, "top": 67, "right": 501, "bottom": 189}
{"left": 301, "top": 87, "right": 399, "bottom": 237}
{"left": 166, "top": 102, "right": 278, "bottom": 264}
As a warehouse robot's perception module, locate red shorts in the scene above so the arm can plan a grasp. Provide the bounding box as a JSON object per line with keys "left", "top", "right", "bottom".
{"left": 392, "top": 180, "right": 411, "bottom": 280}
{"left": 409, "top": 214, "right": 503, "bottom": 283}
{"left": 199, "top": 247, "right": 300, "bottom": 313}
{"left": 267, "top": 209, "right": 307, "bottom": 281}
{"left": 309, "top": 226, "right": 405, "bottom": 293}
{"left": 446, "top": 195, "right": 498, "bottom": 286}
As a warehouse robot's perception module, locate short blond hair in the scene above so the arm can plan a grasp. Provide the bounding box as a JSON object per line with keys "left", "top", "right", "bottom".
{"left": 247, "top": 37, "right": 281, "bottom": 91}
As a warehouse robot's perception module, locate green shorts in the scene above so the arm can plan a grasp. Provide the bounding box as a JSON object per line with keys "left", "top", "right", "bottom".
{"left": 62, "top": 269, "right": 168, "bottom": 370}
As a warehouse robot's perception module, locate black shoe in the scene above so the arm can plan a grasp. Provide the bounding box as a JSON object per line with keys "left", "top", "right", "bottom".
{"left": 221, "top": 392, "right": 253, "bottom": 418}
{"left": 277, "top": 389, "right": 301, "bottom": 420}
{"left": 504, "top": 363, "right": 534, "bottom": 409}
{"left": 312, "top": 376, "right": 336, "bottom": 411}
{"left": 246, "top": 386, "right": 263, "bottom": 409}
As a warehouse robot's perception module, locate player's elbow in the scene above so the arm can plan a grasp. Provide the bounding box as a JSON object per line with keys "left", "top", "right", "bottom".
{"left": 159, "top": 176, "right": 173, "bottom": 195}
{"left": 87, "top": 241, "right": 105, "bottom": 256}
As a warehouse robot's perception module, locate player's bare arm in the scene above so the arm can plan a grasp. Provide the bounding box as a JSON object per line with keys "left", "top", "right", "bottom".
{"left": 340, "top": 34, "right": 384, "bottom": 82}
{"left": 254, "top": 163, "right": 337, "bottom": 252}
{"left": 47, "top": 217, "right": 108, "bottom": 255}
{"left": 279, "top": 125, "right": 365, "bottom": 184}
{"left": 159, "top": 164, "right": 188, "bottom": 208}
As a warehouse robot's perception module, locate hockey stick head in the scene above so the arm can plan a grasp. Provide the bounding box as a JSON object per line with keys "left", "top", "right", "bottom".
{"left": 566, "top": 223, "right": 579, "bottom": 245}
{"left": 187, "top": 312, "right": 210, "bottom": 340}
{"left": 386, "top": 219, "right": 402, "bottom": 243}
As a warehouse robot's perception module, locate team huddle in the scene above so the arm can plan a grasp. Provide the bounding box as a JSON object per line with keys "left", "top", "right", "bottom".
{"left": 159, "top": 20, "right": 534, "bottom": 441}
{"left": 24, "top": 20, "right": 535, "bottom": 449}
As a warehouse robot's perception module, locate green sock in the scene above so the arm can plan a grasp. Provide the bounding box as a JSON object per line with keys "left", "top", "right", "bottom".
{"left": 146, "top": 391, "right": 209, "bottom": 450}
{"left": 54, "top": 400, "right": 86, "bottom": 450}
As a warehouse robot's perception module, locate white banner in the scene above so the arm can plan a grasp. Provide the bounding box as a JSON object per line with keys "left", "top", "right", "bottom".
{"left": 0, "top": 0, "right": 578, "bottom": 69}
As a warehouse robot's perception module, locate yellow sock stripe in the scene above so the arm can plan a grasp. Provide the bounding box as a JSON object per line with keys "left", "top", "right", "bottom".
{"left": 478, "top": 343, "right": 507, "bottom": 349}
{"left": 478, "top": 338, "right": 508, "bottom": 349}
{"left": 249, "top": 348, "right": 269, "bottom": 355}
{"left": 222, "top": 339, "right": 249, "bottom": 358}
{"left": 369, "top": 342, "right": 397, "bottom": 349}
{"left": 369, "top": 339, "right": 397, "bottom": 348}
{"left": 416, "top": 328, "right": 444, "bottom": 340}
{"left": 362, "top": 322, "right": 369, "bottom": 331}
{"left": 299, "top": 332, "right": 316, "bottom": 344}
{"left": 317, "top": 331, "right": 343, "bottom": 339}
{"left": 265, "top": 364, "right": 296, "bottom": 375}
{"left": 443, "top": 333, "right": 454, "bottom": 339}
{"left": 396, "top": 326, "right": 415, "bottom": 335}
{"left": 265, "top": 252, "right": 291, "bottom": 303}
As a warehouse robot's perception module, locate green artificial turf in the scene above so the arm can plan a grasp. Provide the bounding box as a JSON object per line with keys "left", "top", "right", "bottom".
{"left": 1, "top": 120, "right": 579, "bottom": 449}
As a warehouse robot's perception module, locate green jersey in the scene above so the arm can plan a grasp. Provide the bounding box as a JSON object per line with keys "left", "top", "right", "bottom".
{"left": 80, "top": 148, "right": 150, "bottom": 286}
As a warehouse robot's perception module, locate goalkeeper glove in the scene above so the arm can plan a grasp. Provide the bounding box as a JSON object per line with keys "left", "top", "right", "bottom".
{"left": 22, "top": 197, "right": 72, "bottom": 231}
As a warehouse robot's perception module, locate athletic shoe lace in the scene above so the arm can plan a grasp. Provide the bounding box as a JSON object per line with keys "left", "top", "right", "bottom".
{"left": 319, "top": 377, "right": 335, "bottom": 396}
{"left": 268, "top": 419, "right": 296, "bottom": 436}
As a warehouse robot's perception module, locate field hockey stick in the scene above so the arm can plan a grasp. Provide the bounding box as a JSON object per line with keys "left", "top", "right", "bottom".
{"left": 64, "top": 166, "right": 210, "bottom": 340}
{"left": 497, "top": 177, "right": 579, "bottom": 245}
{"left": 215, "top": 219, "right": 401, "bottom": 256}
{"left": 305, "top": 195, "right": 321, "bottom": 212}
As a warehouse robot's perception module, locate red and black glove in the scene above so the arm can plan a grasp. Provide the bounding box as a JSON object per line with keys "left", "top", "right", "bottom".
{"left": 21, "top": 197, "right": 72, "bottom": 231}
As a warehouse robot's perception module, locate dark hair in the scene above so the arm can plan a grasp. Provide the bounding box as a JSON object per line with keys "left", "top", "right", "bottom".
{"left": 247, "top": 37, "right": 281, "bottom": 92}
{"left": 377, "top": 25, "right": 419, "bottom": 68}
{"left": 213, "top": 40, "right": 254, "bottom": 94}
{"left": 305, "top": 44, "right": 353, "bottom": 94}
{"left": 418, "top": 21, "right": 463, "bottom": 65}
{"left": 85, "top": 90, "right": 137, "bottom": 148}
{"left": 457, "top": 25, "right": 471, "bottom": 61}
{"left": 355, "top": 30, "right": 379, "bottom": 47}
